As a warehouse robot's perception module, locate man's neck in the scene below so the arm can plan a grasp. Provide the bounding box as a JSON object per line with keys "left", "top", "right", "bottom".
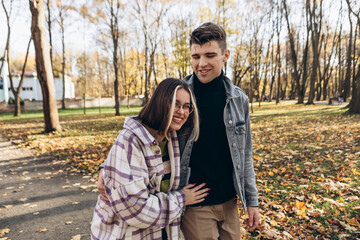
{"left": 194, "top": 71, "right": 223, "bottom": 85}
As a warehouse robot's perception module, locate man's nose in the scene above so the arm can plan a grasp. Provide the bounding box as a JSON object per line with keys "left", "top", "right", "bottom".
{"left": 199, "top": 57, "right": 207, "bottom": 67}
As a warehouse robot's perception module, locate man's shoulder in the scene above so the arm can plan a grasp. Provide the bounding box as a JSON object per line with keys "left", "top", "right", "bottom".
{"left": 223, "top": 76, "right": 248, "bottom": 100}
{"left": 182, "top": 74, "right": 193, "bottom": 84}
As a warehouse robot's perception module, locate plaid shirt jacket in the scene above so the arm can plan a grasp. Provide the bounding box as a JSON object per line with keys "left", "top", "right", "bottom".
{"left": 91, "top": 117, "right": 186, "bottom": 240}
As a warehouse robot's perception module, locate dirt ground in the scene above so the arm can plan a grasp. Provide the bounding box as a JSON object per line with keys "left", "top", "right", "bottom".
{"left": 0, "top": 136, "right": 99, "bottom": 240}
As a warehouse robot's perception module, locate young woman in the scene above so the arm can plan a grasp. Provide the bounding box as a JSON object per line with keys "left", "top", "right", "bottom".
{"left": 91, "top": 78, "right": 209, "bottom": 240}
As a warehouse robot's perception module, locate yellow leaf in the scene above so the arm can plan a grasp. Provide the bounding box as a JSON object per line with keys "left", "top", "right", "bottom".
{"left": 295, "top": 200, "right": 305, "bottom": 210}
{"left": 71, "top": 234, "right": 82, "bottom": 240}
{"left": 351, "top": 168, "right": 360, "bottom": 176}
{"left": 268, "top": 171, "right": 274, "bottom": 176}
{"left": 37, "top": 227, "right": 47, "bottom": 233}
{"left": 270, "top": 219, "right": 279, "bottom": 226}
{"left": 264, "top": 188, "right": 271, "bottom": 193}
{"left": 345, "top": 218, "right": 360, "bottom": 227}
{"left": 296, "top": 208, "right": 307, "bottom": 217}
{"left": 0, "top": 228, "right": 10, "bottom": 237}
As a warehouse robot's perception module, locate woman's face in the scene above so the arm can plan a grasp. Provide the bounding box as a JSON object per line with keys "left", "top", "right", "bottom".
{"left": 169, "top": 88, "right": 192, "bottom": 131}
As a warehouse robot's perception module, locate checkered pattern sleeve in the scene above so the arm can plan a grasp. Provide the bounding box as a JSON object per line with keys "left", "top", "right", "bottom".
{"left": 103, "top": 130, "right": 186, "bottom": 230}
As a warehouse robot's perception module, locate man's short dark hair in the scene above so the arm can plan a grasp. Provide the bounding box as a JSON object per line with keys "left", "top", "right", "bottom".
{"left": 190, "top": 22, "right": 227, "bottom": 53}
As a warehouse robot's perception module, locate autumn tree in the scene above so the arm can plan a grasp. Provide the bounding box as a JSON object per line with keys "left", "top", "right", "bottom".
{"left": 0, "top": 0, "right": 13, "bottom": 76}
{"left": 283, "top": 0, "right": 310, "bottom": 104}
{"left": 45, "top": 0, "right": 54, "bottom": 74}
{"left": 345, "top": 0, "right": 360, "bottom": 113}
{"left": 93, "top": 0, "right": 124, "bottom": 115}
{"left": 2, "top": 0, "right": 32, "bottom": 117}
{"left": 130, "top": 0, "right": 169, "bottom": 104}
{"left": 54, "top": 0, "right": 75, "bottom": 109}
{"left": 169, "top": 13, "right": 193, "bottom": 79}
{"left": 29, "top": 0, "right": 61, "bottom": 132}
{"left": 306, "top": 0, "right": 323, "bottom": 104}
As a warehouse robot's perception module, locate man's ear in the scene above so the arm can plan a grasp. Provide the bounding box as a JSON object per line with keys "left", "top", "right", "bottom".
{"left": 223, "top": 49, "right": 230, "bottom": 62}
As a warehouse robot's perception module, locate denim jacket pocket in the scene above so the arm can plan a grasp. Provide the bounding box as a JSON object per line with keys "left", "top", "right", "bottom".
{"left": 235, "top": 121, "right": 246, "bottom": 149}
{"left": 235, "top": 121, "right": 245, "bottom": 135}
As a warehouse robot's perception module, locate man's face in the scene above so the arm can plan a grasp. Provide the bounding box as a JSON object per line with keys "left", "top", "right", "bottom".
{"left": 190, "top": 40, "right": 230, "bottom": 84}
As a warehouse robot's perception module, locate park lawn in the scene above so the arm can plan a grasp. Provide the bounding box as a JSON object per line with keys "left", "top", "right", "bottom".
{"left": 1, "top": 103, "right": 359, "bottom": 239}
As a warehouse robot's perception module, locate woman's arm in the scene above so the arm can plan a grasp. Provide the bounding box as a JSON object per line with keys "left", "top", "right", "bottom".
{"left": 104, "top": 132, "right": 185, "bottom": 229}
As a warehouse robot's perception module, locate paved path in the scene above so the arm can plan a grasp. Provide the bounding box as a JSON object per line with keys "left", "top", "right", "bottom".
{"left": 0, "top": 136, "right": 99, "bottom": 240}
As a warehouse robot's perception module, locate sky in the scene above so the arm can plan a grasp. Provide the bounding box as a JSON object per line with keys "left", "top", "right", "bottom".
{"left": 0, "top": 0, "right": 352, "bottom": 64}
{"left": 0, "top": 0, "right": 94, "bottom": 59}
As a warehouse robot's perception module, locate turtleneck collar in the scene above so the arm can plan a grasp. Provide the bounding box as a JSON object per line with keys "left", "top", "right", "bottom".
{"left": 193, "top": 71, "right": 224, "bottom": 91}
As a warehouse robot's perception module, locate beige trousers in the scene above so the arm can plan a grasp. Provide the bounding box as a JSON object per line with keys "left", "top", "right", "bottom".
{"left": 181, "top": 198, "right": 240, "bottom": 240}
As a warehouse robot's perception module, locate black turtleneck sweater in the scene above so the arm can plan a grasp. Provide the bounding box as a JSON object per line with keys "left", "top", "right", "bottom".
{"left": 189, "top": 72, "right": 236, "bottom": 206}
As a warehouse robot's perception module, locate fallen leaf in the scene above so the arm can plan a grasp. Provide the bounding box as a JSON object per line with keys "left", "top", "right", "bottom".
{"left": 264, "top": 228, "right": 281, "bottom": 238}
{"left": 65, "top": 221, "right": 72, "bottom": 225}
{"left": 36, "top": 227, "right": 47, "bottom": 233}
{"left": 0, "top": 228, "right": 10, "bottom": 237}
{"left": 71, "top": 234, "right": 81, "bottom": 240}
{"left": 283, "top": 231, "right": 293, "bottom": 238}
{"left": 345, "top": 218, "right": 360, "bottom": 227}
{"left": 338, "top": 221, "right": 358, "bottom": 232}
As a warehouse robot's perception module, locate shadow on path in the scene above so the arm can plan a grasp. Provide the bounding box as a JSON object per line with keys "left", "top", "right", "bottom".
{"left": 0, "top": 136, "right": 99, "bottom": 240}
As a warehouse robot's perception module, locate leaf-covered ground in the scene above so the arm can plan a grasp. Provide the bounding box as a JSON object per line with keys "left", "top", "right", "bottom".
{"left": 1, "top": 103, "right": 359, "bottom": 239}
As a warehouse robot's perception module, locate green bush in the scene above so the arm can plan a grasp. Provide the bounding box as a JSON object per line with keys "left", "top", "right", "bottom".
{"left": 7, "top": 97, "right": 24, "bottom": 105}
{"left": 8, "top": 98, "right": 14, "bottom": 104}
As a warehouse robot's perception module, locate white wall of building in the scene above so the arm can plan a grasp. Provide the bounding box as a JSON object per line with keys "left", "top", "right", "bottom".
{"left": 0, "top": 64, "right": 75, "bottom": 102}
{"left": 0, "top": 61, "right": 9, "bottom": 103}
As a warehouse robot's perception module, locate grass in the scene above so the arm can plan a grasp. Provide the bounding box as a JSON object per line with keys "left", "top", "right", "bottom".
{"left": 1, "top": 102, "right": 359, "bottom": 239}
{"left": 0, "top": 106, "right": 142, "bottom": 121}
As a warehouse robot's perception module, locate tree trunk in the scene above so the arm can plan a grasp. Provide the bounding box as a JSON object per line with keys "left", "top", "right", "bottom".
{"left": 46, "top": 0, "right": 54, "bottom": 75}
{"left": 14, "top": 38, "right": 32, "bottom": 117}
{"left": 61, "top": 20, "right": 66, "bottom": 109}
{"left": 307, "top": 0, "right": 322, "bottom": 104}
{"left": 349, "top": 64, "right": 360, "bottom": 113}
{"left": 29, "top": 0, "right": 61, "bottom": 132}
{"left": 342, "top": 9, "right": 353, "bottom": 102}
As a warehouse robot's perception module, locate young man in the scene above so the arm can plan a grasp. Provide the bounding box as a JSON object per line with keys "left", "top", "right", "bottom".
{"left": 97, "top": 22, "right": 259, "bottom": 239}
{"left": 176, "top": 22, "right": 259, "bottom": 239}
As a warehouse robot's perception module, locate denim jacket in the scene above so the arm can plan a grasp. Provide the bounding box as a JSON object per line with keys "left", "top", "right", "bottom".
{"left": 177, "top": 74, "right": 259, "bottom": 212}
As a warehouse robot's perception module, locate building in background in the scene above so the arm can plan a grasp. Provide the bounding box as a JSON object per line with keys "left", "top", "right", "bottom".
{"left": 0, "top": 60, "right": 75, "bottom": 103}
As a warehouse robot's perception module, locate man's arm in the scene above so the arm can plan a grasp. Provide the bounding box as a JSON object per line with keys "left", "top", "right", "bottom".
{"left": 245, "top": 206, "right": 260, "bottom": 231}
{"left": 243, "top": 95, "right": 260, "bottom": 230}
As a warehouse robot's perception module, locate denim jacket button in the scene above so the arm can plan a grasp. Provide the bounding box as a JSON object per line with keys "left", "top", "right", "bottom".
{"left": 229, "top": 120, "right": 233, "bottom": 125}
{"left": 237, "top": 164, "right": 241, "bottom": 170}
{"left": 232, "top": 143, "right": 236, "bottom": 148}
